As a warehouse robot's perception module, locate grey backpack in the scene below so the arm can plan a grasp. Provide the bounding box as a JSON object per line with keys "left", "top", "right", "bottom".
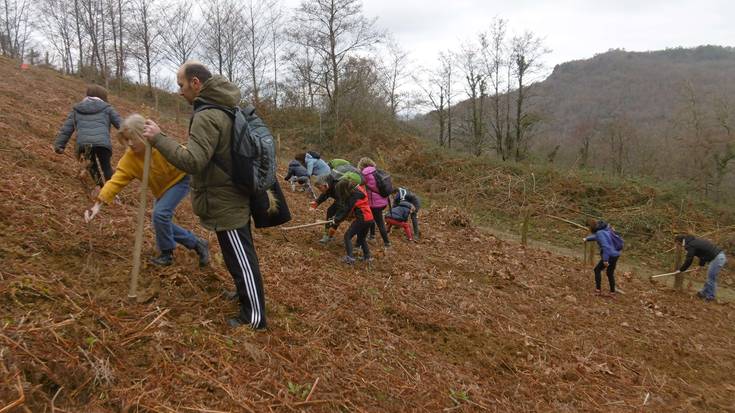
{"left": 193, "top": 103, "right": 276, "bottom": 195}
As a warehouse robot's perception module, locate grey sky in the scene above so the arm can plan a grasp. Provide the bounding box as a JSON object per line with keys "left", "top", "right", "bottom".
{"left": 283, "top": 0, "right": 733, "bottom": 76}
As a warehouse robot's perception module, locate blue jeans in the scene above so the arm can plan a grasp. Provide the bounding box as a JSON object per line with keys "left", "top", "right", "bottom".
{"left": 702, "top": 252, "right": 726, "bottom": 300}
{"left": 152, "top": 176, "right": 198, "bottom": 252}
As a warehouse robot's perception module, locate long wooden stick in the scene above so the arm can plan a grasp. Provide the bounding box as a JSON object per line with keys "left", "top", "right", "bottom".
{"left": 281, "top": 220, "right": 333, "bottom": 231}
{"left": 128, "top": 143, "right": 152, "bottom": 299}
{"left": 545, "top": 214, "right": 587, "bottom": 230}
{"left": 650, "top": 269, "right": 695, "bottom": 279}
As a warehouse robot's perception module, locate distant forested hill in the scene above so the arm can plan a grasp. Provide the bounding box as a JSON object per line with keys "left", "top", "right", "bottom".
{"left": 415, "top": 46, "right": 735, "bottom": 197}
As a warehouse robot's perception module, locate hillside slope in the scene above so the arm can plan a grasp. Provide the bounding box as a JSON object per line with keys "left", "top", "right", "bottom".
{"left": 1, "top": 57, "right": 734, "bottom": 412}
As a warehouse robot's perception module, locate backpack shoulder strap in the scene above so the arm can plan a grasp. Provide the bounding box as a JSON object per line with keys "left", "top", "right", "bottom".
{"left": 188, "top": 102, "right": 237, "bottom": 177}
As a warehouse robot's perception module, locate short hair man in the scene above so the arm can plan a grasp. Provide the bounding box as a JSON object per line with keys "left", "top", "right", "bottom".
{"left": 142, "top": 61, "right": 267, "bottom": 329}
{"left": 675, "top": 234, "right": 727, "bottom": 301}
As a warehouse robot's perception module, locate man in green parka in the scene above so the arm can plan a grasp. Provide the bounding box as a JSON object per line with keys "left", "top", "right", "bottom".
{"left": 142, "top": 61, "right": 267, "bottom": 330}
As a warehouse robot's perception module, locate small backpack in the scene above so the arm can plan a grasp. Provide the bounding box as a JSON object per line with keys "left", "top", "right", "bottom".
{"left": 193, "top": 103, "right": 276, "bottom": 195}
{"left": 371, "top": 169, "right": 394, "bottom": 197}
{"left": 609, "top": 228, "right": 624, "bottom": 251}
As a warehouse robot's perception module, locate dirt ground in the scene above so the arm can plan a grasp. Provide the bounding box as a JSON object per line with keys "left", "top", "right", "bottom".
{"left": 1, "top": 57, "right": 734, "bottom": 412}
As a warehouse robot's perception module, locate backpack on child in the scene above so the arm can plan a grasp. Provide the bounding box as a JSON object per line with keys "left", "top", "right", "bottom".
{"left": 193, "top": 103, "right": 276, "bottom": 195}
{"left": 609, "top": 228, "right": 624, "bottom": 251}
{"left": 371, "top": 169, "right": 393, "bottom": 197}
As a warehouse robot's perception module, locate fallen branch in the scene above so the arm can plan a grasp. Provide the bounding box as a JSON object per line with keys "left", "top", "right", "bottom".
{"left": 0, "top": 374, "right": 25, "bottom": 413}
{"left": 305, "top": 377, "right": 320, "bottom": 402}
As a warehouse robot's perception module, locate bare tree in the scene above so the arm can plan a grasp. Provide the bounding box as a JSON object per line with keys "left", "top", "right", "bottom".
{"left": 416, "top": 67, "right": 447, "bottom": 146}
{"left": 380, "top": 37, "right": 410, "bottom": 118}
{"left": 458, "top": 41, "right": 486, "bottom": 156}
{"left": 285, "top": 43, "right": 321, "bottom": 108}
{"left": 200, "top": 0, "right": 245, "bottom": 85}
{"left": 128, "top": 0, "right": 161, "bottom": 93}
{"left": 37, "top": 0, "right": 76, "bottom": 73}
{"left": 159, "top": 0, "right": 199, "bottom": 69}
{"left": 290, "top": 0, "right": 383, "bottom": 135}
{"left": 480, "top": 18, "right": 509, "bottom": 159}
{"left": 2, "top": 0, "right": 32, "bottom": 59}
{"left": 439, "top": 51, "right": 455, "bottom": 149}
{"left": 510, "top": 31, "right": 549, "bottom": 161}
{"left": 242, "top": 0, "right": 276, "bottom": 105}
{"left": 269, "top": 2, "right": 285, "bottom": 108}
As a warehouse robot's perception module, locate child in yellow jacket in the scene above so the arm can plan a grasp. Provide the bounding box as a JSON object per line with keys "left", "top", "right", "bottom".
{"left": 84, "top": 114, "right": 209, "bottom": 267}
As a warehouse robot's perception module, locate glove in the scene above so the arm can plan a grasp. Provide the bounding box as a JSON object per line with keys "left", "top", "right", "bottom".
{"left": 309, "top": 201, "right": 318, "bottom": 211}
{"left": 328, "top": 227, "right": 337, "bottom": 237}
{"left": 54, "top": 146, "right": 64, "bottom": 154}
{"left": 84, "top": 202, "right": 102, "bottom": 223}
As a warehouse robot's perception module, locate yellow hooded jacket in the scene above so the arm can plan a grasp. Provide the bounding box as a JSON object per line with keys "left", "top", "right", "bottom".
{"left": 98, "top": 148, "right": 186, "bottom": 204}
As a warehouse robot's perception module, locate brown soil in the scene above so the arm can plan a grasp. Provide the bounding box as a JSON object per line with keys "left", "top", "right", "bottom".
{"left": 1, "top": 57, "right": 734, "bottom": 412}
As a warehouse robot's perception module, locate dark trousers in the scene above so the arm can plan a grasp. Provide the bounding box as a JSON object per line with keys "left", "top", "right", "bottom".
{"left": 369, "top": 206, "right": 389, "bottom": 245}
{"left": 82, "top": 146, "right": 113, "bottom": 187}
{"left": 325, "top": 202, "right": 340, "bottom": 234}
{"left": 594, "top": 256, "right": 619, "bottom": 292}
{"left": 410, "top": 211, "right": 420, "bottom": 239}
{"left": 345, "top": 219, "right": 371, "bottom": 259}
{"left": 216, "top": 224, "right": 267, "bottom": 329}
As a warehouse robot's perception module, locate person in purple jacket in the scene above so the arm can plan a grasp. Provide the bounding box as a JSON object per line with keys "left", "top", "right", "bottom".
{"left": 584, "top": 219, "right": 622, "bottom": 297}
{"left": 357, "top": 157, "right": 391, "bottom": 248}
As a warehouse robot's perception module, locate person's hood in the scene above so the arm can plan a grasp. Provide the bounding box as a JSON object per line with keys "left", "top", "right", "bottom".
{"left": 398, "top": 200, "right": 414, "bottom": 209}
{"left": 362, "top": 165, "right": 376, "bottom": 174}
{"left": 74, "top": 97, "right": 110, "bottom": 114}
{"left": 288, "top": 160, "right": 302, "bottom": 168}
{"left": 196, "top": 75, "right": 241, "bottom": 107}
{"left": 594, "top": 220, "right": 609, "bottom": 232}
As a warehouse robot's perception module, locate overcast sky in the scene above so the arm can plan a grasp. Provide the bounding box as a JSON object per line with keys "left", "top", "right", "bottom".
{"left": 282, "top": 0, "right": 732, "bottom": 77}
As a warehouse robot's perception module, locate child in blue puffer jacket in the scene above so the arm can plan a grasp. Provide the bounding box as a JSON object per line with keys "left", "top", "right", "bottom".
{"left": 385, "top": 200, "right": 416, "bottom": 242}
{"left": 584, "top": 219, "right": 622, "bottom": 297}
{"left": 54, "top": 84, "right": 122, "bottom": 187}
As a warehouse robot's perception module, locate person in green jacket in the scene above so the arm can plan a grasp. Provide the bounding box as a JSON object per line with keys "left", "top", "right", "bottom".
{"left": 142, "top": 61, "right": 267, "bottom": 330}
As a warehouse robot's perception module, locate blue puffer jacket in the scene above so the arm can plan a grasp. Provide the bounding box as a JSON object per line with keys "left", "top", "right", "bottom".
{"left": 585, "top": 221, "right": 621, "bottom": 262}
{"left": 54, "top": 97, "right": 122, "bottom": 153}
{"left": 305, "top": 152, "right": 330, "bottom": 176}
{"left": 385, "top": 201, "right": 414, "bottom": 222}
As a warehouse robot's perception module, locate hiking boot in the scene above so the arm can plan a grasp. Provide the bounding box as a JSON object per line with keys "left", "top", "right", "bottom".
{"left": 594, "top": 289, "right": 602, "bottom": 297}
{"left": 342, "top": 255, "right": 356, "bottom": 265}
{"left": 318, "top": 235, "right": 334, "bottom": 244}
{"left": 150, "top": 250, "right": 173, "bottom": 266}
{"left": 383, "top": 242, "right": 392, "bottom": 249}
{"left": 194, "top": 238, "right": 210, "bottom": 267}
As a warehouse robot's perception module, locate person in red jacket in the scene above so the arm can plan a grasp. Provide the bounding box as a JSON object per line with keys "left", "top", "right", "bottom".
{"left": 329, "top": 179, "right": 374, "bottom": 264}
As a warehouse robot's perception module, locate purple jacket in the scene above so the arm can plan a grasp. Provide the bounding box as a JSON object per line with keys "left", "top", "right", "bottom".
{"left": 360, "top": 166, "right": 389, "bottom": 208}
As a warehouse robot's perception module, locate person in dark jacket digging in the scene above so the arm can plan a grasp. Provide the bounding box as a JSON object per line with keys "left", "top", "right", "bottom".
{"left": 674, "top": 234, "right": 727, "bottom": 301}
{"left": 311, "top": 169, "right": 362, "bottom": 243}
{"left": 54, "top": 84, "right": 122, "bottom": 187}
{"left": 284, "top": 159, "right": 310, "bottom": 192}
{"left": 385, "top": 200, "right": 416, "bottom": 242}
{"left": 392, "top": 187, "right": 421, "bottom": 240}
{"left": 584, "top": 219, "right": 622, "bottom": 297}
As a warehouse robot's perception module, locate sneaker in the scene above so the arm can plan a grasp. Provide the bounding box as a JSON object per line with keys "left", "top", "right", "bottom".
{"left": 227, "top": 314, "right": 267, "bottom": 331}
{"left": 150, "top": 250, "right": 173, "bottom": 266}
{"left": 383, "top": 242, "right": 392, "bottom": 249}
{"left": 342, "top": 255, "right": 356, "bottom": 265}
{"left": 594, "top": 289, "right": 602, "bottom": 296}
{"left": 222, "top": 289, "right": 238, "bottom": 302}
{"left": 194, "top": 238, "right": 210, "bottom": 267}
{"left": 290, "top": 182, "right": 296, "bottom": 191}
{"left": 359, "top": 256, "right": 374, "bottom": 262}
{"left": 318, "top": 235, "right": 333, "bottom": 244}
{"left": 608, "top": 291, "right": 617, "bottom": 299}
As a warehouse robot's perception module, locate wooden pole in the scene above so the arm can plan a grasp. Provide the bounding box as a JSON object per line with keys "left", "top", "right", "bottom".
{"left": 583, "top": 242, "right": 589, "bottom": 265}
{"left": 651, "top": 269, "right": 695, "bottom": 279}
{"left": 520, "top": 208, "right": 530, "bottom": 246}
{"left": 673, "top": 240, "right": 684, "bottom": 291}
{"left": 587, "top": 241, "right": 595, "bottom": 267}
{"left": 128, "top": 143, "right": 152, "bottom": 299}
{"left": 281, "top": 220, "right": 334, "bottom": 231}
